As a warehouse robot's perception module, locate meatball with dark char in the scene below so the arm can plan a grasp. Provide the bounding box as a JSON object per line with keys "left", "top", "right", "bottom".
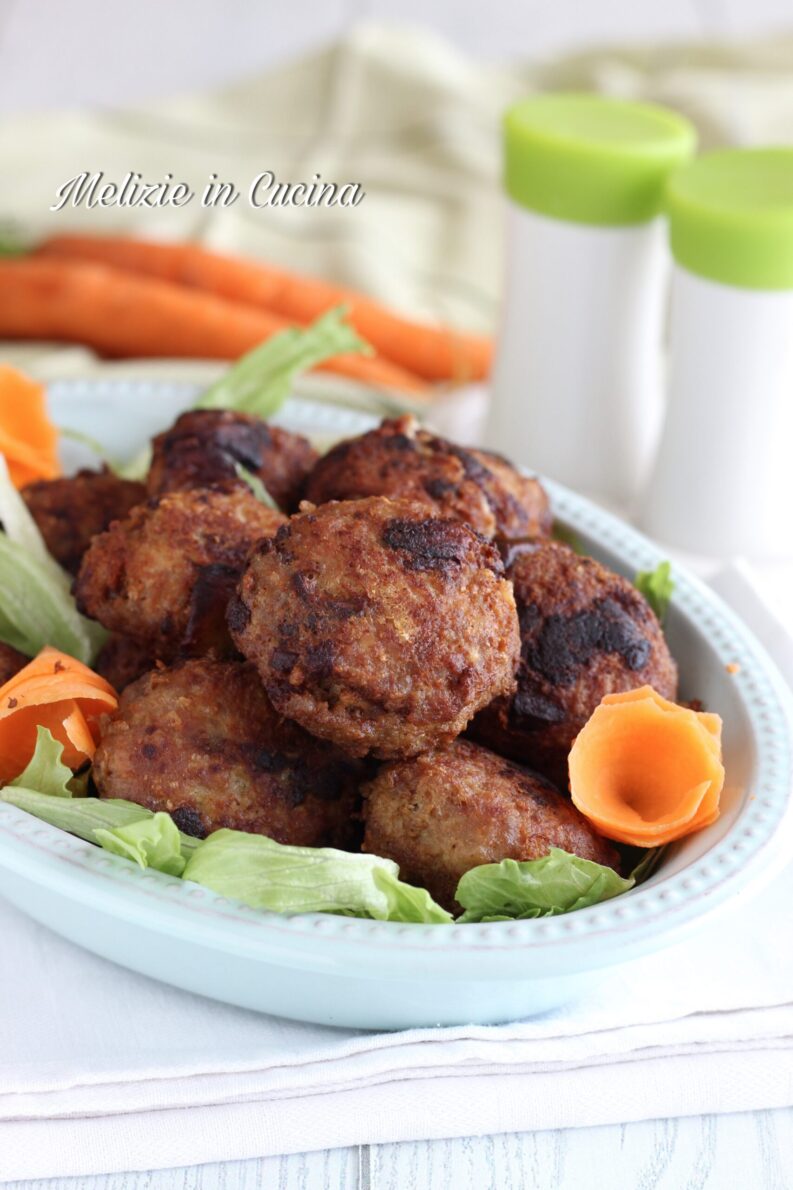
{"left": 94, "top": 634, "right": 157, "bottom": 692}
{"left": 0, "top": 642, "right": 29, "bottom": 686}
{"left": 362, "top": 739, "right": 620, "bottom": 911}
{"left": 92, "top": 659, "right": 362, "bottom": 847}
{"left": 22, "top": 467, "right": 146, "bottom": 574}
{"left": 229, "top": 496, "right": 520, "bottom": 759}
{"left": 147, "top": 409, "right": 318, "bottom": 512}
{"left": 302, "top": 415, "right": 551, "bottom": 540}
{"left": 471, "top": 540, "right": 678, "bottom": 789}
{"left": 75, "top": 488, "right": 285, "bottom": 660}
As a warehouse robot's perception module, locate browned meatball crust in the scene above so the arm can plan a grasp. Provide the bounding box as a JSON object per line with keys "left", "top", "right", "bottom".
{"left": 471, "top": 541, "right": 678, "bottom": 789}
{"left": 22, "top": 467, "right": 146, "bottom": 574}
{"left": 362, "top": 739, "right": 620, "bottom": 910}
{"left": 94, "top": 634, "right": 157, "bottom": 692}
{"left": 75, "top": 488, "right": 285, "bottom": 660}
{"left": 229, "top": 496, "right": 520, "bottom": 759}
{"left": 0, "top": 642, "right": 29, "bottom": 686}
{"left": 147, "top": 409, "right": 318, "bottom": 512}
{"left": 303, "top": 415, "right": 551, "bottom": 540}
{"left": 93, "top": 659, "right": 362, "bottom": 847}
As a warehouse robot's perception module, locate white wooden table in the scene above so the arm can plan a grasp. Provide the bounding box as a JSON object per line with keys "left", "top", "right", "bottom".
{"left": 6, "top": 1111, "right": 793, "bottom": 1190}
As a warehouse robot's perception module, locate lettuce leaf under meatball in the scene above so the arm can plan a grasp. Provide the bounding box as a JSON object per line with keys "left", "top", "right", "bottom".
{"left": 182, "top": 829, "right": 452, "bottom": 924}
{"left": 0, "top": 456, "right": 107, "bottom": 663}
{"left": 634, "top": 561, "right": 675, "bottom": 624}
{"left": 95, "top": 813, "right": 188, "bottom": 877}
{"left": 2, "top": 771, "right": 657, "bottom": 926}
{"left": 10, "top": 726, "right": 77, "bottom": 798}
{"left": 455, "top": 849, "right": 635, "bottom": 922}
{"left": 0, "top": 785, "right": 200, "bottom": 866}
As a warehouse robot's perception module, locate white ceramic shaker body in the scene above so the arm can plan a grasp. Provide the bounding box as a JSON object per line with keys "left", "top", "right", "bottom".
{"left": 640, "top": 148, "right": 793, "bottom": 561}
{"left": 485, "top": 94, "right": 696, "bottom": 511}
{"left": 489, "top": 204, "right": 667, "bottom": 509}
{"left": 641, "top": 270, "right": 793, "bottom": 558}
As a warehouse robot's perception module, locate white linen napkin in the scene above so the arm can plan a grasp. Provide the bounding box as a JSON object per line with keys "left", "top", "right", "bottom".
{"left": 1, "top": 562, "right": 792, "bottom": 1183}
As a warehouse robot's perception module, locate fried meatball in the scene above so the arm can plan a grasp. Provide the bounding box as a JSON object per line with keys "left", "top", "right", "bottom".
{"left": 0, "top": 642, "right": 29, "bottom": 686}
{"left": 75, "top": 488, "right": 285, "bottom": 660}
{"left": 22, "top": 467, "right": 146, "bottom": 574}
{"left": 94, "top": 634, "right": 157, "bottom": 692}
{"left": 229, "top": 496, "right": 520, "bottom": 759}
{"left": 471, "top": 541, "right": 678, "bottom": 789}
{"left": 362, "top": 739, "right": 620, "bottom": 910}
{"left": 303, "top": 415, "right": 551, "bottom": 540}
{"left": 92, "top": 659, "right": 362, "bottom": 847}
{"left": 147, "top": 409, "right": 318, "bottom": 512}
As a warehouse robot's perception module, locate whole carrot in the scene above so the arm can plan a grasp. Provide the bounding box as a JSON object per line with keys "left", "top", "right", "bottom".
{"left": 36, "top": 234, "right": 492, "bottom": 383}
{"left": 0, "top": 259, "right": 428, "bottom": 395}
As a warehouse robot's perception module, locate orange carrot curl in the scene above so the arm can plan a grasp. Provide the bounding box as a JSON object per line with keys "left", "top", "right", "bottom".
{"left": 568, "top": 686, "right": 725, "bottom": 847}
{"left": 0, "top": 366, "right": 60, "bottom": 488}
{"left": 0, "top": 646, "right": 117, "bottom": 783}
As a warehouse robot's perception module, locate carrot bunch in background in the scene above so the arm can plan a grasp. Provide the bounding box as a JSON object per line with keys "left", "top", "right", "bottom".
{"left": 0, "top": 235, "right": 493, "bottom": 397}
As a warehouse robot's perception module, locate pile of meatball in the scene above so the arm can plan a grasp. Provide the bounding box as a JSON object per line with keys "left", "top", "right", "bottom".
{"left": 13, "top": 409, "right": 678, "bottom": 911}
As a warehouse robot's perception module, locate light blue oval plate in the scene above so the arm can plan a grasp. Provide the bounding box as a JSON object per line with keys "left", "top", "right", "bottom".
{"left": 0, "top": 380, "right": 791, "bottom": 1029}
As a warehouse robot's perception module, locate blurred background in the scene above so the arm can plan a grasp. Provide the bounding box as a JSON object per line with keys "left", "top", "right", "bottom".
{"left": 2, "top": 0, "right": 793, "bottom": 508}
{"left": 4, "top": 0, "right": 792, "bottom": 322}
{"left": 2, "top": 0, "right": 792, "bottom": 112}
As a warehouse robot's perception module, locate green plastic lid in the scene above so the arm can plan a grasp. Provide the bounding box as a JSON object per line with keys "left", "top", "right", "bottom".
{"left": 667, "top": 147, "right": 793, "bottom": 290}
{"left": 504, "top": 93, "right": 696, "bottom": 227}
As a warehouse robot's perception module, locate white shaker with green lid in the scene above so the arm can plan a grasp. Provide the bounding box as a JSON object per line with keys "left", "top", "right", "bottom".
{"left": 487, "top": 94, "right": 695, "bottom": 507}
{"left": 640, "top": 147, "right": 793, "bottom": 560}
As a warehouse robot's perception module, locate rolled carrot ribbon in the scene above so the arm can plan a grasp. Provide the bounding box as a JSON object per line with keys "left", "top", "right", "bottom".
{"left": 0, "top": 365, "right": 60, "bottom": 488}
{"left": 569, "top": 685, "right": 724, "bottom": 847}
{"left": 0, "top": 646, "right": 117, "bottom": 782}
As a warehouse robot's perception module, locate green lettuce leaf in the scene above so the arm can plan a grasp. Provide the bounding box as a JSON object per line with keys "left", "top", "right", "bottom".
{"left": 53, "top": 309, "right": 370, "bottom": 482}
{"left": 10, "top": 726, "right": 74, "bottom": 797}
{"left": 628, "top": 844, "right": 667, "bottom": 884}
{"left": 1, "top": 766, "right": 652, "bottom": 925}
{"left": 0, "top": 787, "right": 200, "bottom": 858}
{"left": 455, "top": 848, "right": 635, "bottom": 923}
{"left": 0, "top": 535, "right": 105, "bottom": 661}
{"left": 234, "top": 464, "right": 280, "bottom": 510}
{"left": 552, "top": 521, "right": 584, "bottom": 555}
{"left": 114, "top": 444, "right": 153, "bottom": 482}
{"left": 183, "top": 829, "right": 450, "bottom": 922}
{"left": 1, "top": 786, "right": 154, "bottom": 838}
{"left": 0, "top": 225, "right": 27, "bottom": 257}
{"left": 0, "top": 784, "right": 449, "bottom": 919}
{"left": 634, "top": 561, "right": 675, "bottom": 624}
{"left": 196, "top": 306, "right": 371, "bottom": 418}
{"left": 95, "top": 812, "right": 187, "bottom": 876}
{"left": 0, "top": 456, "right": 107, "bottom": 662}
{"left": 0, "top": 454, "right": 62, "bottom": 567}
{"left": 58, "top": 428, "right": 126, "bottom": 474}
{"left": 66, "top": 768, "right": 92, "bottom": 798}
{"left": 372, "top": 867, "right": 453, "bottom": 924}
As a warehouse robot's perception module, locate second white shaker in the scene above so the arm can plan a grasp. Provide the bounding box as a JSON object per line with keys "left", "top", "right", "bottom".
{"left": 487, "top": 93, "right": 695, "bottom": 508}
{"left": 640, "top": 148, "right": 793, "bottom": 560}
